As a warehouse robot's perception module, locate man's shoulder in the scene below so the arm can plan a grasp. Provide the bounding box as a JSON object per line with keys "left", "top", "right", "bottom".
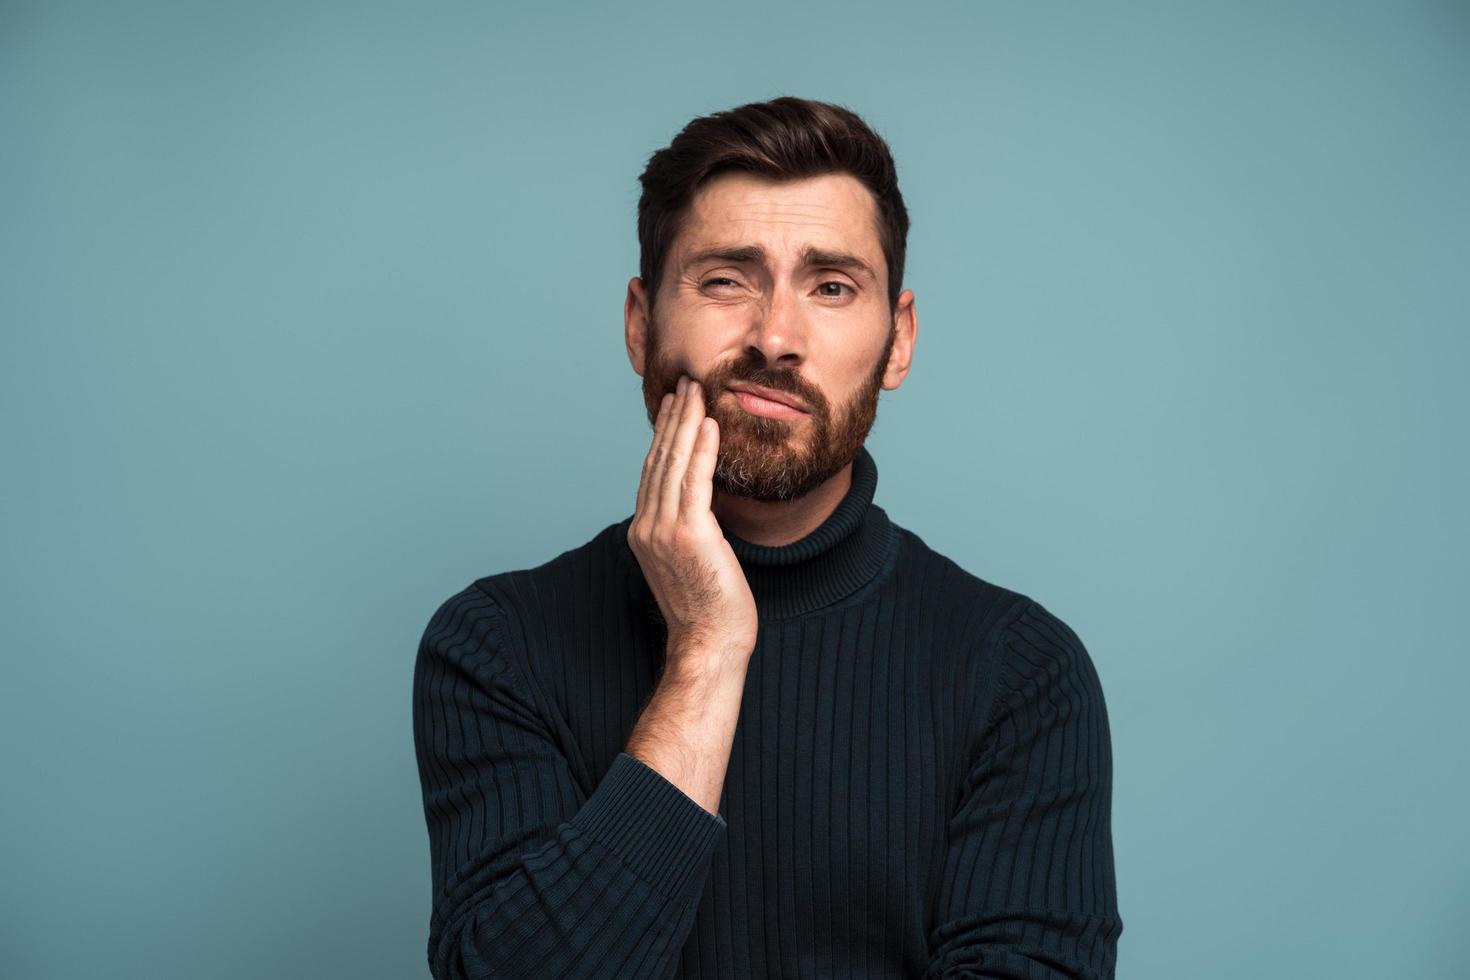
{"left": 465, "top": 514, "right": 636, "bottom": 618}
{"left": 887, "top": 517, "right": 1099, "bottom": 669}
{"left": 886, "top": 518, "right": 1105, "bottom": 723}
{"left": 899, "top": 522, "right": 1101, "bottom": 666}
{"left": 417, "top": 515, "right": 641, "bottom": 698}
{"left": 888, "top": 518, "right": 1035, "bottom": 633}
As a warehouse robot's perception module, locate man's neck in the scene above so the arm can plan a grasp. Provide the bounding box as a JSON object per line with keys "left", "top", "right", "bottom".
{"left": 710, "top": 461, "right": 854, "bottom": 548}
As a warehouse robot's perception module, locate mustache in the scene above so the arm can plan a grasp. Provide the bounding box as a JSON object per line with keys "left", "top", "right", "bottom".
{"left": 701, "top": 363, "right": 809, "bottom": 403}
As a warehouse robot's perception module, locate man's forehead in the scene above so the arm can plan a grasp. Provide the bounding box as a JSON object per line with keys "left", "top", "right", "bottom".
{"left": 676, "top": 173, "right": 883, "bottom": 268}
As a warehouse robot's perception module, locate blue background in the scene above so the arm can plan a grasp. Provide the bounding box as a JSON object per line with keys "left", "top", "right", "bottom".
{"left": 4, "top": 2, "right": 1466, "bottom": 977}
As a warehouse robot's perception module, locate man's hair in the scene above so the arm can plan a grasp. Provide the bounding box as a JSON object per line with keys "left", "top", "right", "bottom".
{"left": 637, "top": 96, "right": 910, "bottom": 317}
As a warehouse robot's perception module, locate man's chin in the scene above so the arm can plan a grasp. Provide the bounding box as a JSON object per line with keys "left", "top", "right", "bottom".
{"left": 713, "top": 446, "right": 823, "bottom": 503}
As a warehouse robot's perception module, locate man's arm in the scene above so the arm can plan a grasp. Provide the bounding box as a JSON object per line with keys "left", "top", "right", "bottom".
{"left": 925, "top": 599, "right": 1123, "bottom": 979}
{"left": 412, "top": 585, "right": 729, "bottom": 980}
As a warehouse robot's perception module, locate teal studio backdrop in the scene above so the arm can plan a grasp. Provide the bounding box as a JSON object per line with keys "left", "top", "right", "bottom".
{"left": 3, "top": 1, "right": 1467, "bottom": 977}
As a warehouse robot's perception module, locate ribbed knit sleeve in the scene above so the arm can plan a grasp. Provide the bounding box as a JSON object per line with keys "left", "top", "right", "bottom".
{"left": 925, "top": 599, "right": 1123, "bottom": 979}
{"left": 412, "top": 586, "right": 727, "bottom": 980}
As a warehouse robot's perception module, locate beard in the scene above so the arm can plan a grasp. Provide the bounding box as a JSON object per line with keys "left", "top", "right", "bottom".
{"left": 640, "top": 315, "right": 896, "bottom": 503}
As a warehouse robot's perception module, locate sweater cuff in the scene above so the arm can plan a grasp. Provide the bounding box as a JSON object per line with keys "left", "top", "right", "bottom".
{"left": 570, "top": 752, "right": 727, "bottom": 903}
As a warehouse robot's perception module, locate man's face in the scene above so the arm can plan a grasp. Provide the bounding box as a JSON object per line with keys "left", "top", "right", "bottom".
{"left": 628, "top": 171, "right": 915, "bottom": 502}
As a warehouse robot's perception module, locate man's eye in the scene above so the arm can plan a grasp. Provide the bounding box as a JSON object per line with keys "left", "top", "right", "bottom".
{"left": 703, "top": 278, "right": 739, "bottom": 289}
{"left": 818, "top": 281, "right": 854, "bottom": 297}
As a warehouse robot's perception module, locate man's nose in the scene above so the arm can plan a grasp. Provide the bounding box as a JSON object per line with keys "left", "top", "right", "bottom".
{"left": 745, "top": 285, "right": 805, "bottom": 365}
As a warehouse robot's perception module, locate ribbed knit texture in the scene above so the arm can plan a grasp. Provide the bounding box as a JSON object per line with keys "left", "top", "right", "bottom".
{"left": 412, "top": 446, "right": 1122, "bottom": 979}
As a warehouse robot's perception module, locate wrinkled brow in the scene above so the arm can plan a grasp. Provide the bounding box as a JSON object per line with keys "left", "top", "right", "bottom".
{"left": 683, "top": 243, "right": 877, "bottom": 283}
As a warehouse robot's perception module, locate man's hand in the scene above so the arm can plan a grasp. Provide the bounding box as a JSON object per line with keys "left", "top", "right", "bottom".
{"left": 627, "top": 374, "right": 758, "bottom": 663}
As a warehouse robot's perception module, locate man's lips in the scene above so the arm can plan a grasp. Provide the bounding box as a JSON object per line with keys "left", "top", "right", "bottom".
{"left": 726, "top": 382, "right": 808, "bottom": 413}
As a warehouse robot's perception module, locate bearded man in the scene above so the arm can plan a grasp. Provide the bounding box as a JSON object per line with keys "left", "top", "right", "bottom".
{"left": 413, "top": 95, "right": 1122, "bottom": 979}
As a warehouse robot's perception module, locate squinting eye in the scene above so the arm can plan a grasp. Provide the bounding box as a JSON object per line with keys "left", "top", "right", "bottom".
{"left": 818, "top": 281, "right": 854, "bottom": 297}
{"left": 703, "top": 278, "right": 739, "bottom": 289}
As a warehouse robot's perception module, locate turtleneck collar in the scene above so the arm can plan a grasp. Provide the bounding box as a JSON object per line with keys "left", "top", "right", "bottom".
{"left": 616, "top": 445, "right": 898, "bottom": 622}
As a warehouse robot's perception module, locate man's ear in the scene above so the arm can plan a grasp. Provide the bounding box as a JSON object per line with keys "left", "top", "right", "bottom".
{"left": 624, "top": 276, "right": 651, "bottom": 377}
{"left": 882, "top": 287, "right": 918, "bottom": 391}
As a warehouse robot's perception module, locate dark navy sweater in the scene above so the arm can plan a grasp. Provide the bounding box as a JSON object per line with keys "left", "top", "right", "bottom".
{"left": 412, "top": 446, "right": 1122, "bottom": 978}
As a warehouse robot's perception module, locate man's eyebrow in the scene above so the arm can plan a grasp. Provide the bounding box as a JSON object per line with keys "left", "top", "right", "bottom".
{"left": 684, "top": 244, "right": 878, "bottom": 283}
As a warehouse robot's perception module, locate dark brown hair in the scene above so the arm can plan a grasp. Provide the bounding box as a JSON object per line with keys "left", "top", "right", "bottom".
{"left": 637, "top": 96, "right": 910, "bottom": 316}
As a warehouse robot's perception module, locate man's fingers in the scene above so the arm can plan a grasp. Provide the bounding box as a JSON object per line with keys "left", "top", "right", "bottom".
{"left": 658, "top": 378, "right": 704, "bottom": 522}
{"left": 645, "top": 376, "right": 689, "bottom": 523}
{"left": 637, "top": 390, "right": 675, "bottom": 519}
{"left": 679, "top": 415, "right": 718, "bottom": 521}
{"left": 651, "top": 377, "right": 692, "bottom": 520}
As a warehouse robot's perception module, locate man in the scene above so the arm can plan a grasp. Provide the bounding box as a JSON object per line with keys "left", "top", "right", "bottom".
{"left": 413, "top": 96, "right": 1122, "bottom": 979}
